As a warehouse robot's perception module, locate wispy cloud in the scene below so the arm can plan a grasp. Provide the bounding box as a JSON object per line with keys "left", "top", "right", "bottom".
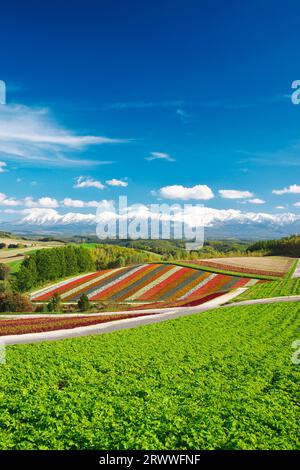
{"left": 0, "top": 162, "right": 7, "bottom": 173}
{"left": 106, "top": 178, "right": 128, "bottom": 187}
{"left": 247, "top": 198, "right": 266, "bottom": 205}
{"left": 238, "top": 140, "right": 300, "bottom": 168}
{"left": 74, "top": 176, "right": 105, "bottom": 190}
{"left": 145, "top": 152, "right": 175, "bottom": 162}
{"left": 0, "top": 192, "right": 19, "bottom": 206}
{"left": 272, "top": 184, "right": 300, "bottom": 195}
{"left": 62, "top": 198, "right": 113, "bottom": 208}
{"left": 219, "top": 189, "right": 254, "bottom": 199}
{"left": 0, "top": 104, "right": 126, "bottom": 167}
{"left": 102, "top": 100, "right": 183, "bottom": 110}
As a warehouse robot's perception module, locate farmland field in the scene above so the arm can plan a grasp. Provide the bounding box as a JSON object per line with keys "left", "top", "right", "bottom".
{"left": 31, "top": 263, "right": 257, "bottom": 305}
{"left": 0, "top": 302, "right": 299, "bottom": 450}
{"left": 0, "top": 237, "right": 64, "bottom": 270}
{"left": 182, "top": 256, "right": 294, "bottom": 278}
{"left": 0, "top": 313, "right": 150, "bottom": 336}
{"left": 231, "top": 277, "right": 300, "bottom": 302}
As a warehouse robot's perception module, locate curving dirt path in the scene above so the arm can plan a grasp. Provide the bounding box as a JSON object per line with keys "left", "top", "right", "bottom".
{"left": 1, "top": 290, "right": 299, "bottom": 345}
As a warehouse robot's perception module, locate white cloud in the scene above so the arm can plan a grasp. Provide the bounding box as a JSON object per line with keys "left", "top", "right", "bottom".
{"left": 156, "top": 184, "right": 214, "bottom": 200}
{"left": 62, "top": 198, "right": 113, "bottom": 209}
{"left": 74, "top": 176, "right": 105, "bottom": 190}
{"left": 0, "top": 193, "right": 59, "bottom": 208}
{"left": 0, "top": 162, "right": 7, "bottom": 173}
{"left": 106, "top": 178, "right": 128, "bottom": 187}
{"left": 276, "top": 205, "right": 285, "bottom": 209}
{"left": 23, "top": 196, "right": 59, "bottom": 208}
{"left": 176, "top": 109, "right": 187, "bottom": 117}
{"left": 145, "top": 152, "right": 175, "bottom": 162}
{"left": 0, "top": 193, "right": 19, "bottom": 206}
{"left": 0, "top": 104, "right": 125, "bottom": 167}
{"left": 272, "top": 184, "right": 300, "bottom": 195}
{"left": 247, "top": 198, "right": 266, "bottom": 205}
{"left": 37, "top": 197, "right": 59, "bottom": 208}
{"left": 62, "top": 198, "right": 98, "bottom": 208}
{"left": 3, "top": 208, "right": 22, "bottom": 214}
{"left": 293, "top": 202, "right": 300, "bottom": 207}
{"left": 219, "top": 189, "right": 254, "bottom": 199}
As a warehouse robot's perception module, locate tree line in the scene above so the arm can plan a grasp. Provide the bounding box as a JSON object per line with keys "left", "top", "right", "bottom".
{"left": 91, "top": 244, "right": 157, "bottom": 269}
{"left": 14, "top": 244, "right": 158, "bottom": 292}
{"left": 247, "top": 235, "right": 300, "bottom": 257}
{"left": 16, "top": 246, "right": 95, "bottom": 292}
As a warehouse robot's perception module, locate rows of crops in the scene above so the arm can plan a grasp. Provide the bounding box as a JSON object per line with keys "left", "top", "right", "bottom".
{"left": 0, "top": 313, "right": 150, "bottom": 336}
{"left": 178, "top": 256, "right": 293, "bottom": 278}
{"left": 233, "top": 277, "right": 300, "bottom": 302}
{"left": 31, "top": 263, "right": 256, "bottom": 304}
{"left": 0, "top": 302, "right": 299, "bottom": 449}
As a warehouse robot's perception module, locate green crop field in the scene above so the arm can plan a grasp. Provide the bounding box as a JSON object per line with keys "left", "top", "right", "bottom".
{"left": 0, "top": 302, "right": 299, "bottom": 450}
{"left": 4, "top": 259, "right": 23, "bottom": 274}
{"left": 233, "top": 278, "right": 300, "bottom": 302}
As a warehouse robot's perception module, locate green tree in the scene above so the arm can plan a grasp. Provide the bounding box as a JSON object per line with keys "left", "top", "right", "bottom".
{"left": 47, "top": 293, "right": 62, "bottom": 312}
{"left": 0, "top": 263, "right": 10, "bottom": 281}
{"left": 0, "top": 292, "right": 33, "bottom": 312}
{"left": 0, "top": 280, "right": 12, "bottom": 294}
{"left": 77, "top": 293, "right": 90, "bottom": 312}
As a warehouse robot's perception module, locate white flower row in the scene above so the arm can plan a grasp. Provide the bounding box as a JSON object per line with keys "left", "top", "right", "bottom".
{"left": 60, "top": 267, "right": 126, "bottom": 299}
{"left": 127, "top": 266, "right": 183, "bottom": 301}
{"left": 179, "top": 273, "right": 217, "bottom": 300}
{"left": 88, "top": 264, "right": 148, "bottom": 300}
{"left": 30, "top": 272, "right": 96, "bottom": 300}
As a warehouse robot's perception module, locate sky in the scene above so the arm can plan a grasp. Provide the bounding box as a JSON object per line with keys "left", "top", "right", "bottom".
{"left": 1, "top": 0, "right": 300, "bottom": 231}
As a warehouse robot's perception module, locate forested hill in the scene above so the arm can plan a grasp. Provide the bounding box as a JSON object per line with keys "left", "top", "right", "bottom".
{"left": 248, "top": 235, "right": 300, "bottom": 257}
{"left": 14, "top": 244, "right": 158, "bottom": 292}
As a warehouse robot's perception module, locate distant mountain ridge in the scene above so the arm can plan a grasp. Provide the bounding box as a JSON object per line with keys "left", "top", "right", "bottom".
{"left": 0, "top": 218, "right": 299, "bottom": 241}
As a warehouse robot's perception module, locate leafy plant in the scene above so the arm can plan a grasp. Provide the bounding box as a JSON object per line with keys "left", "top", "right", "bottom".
{"left": 77, "top": 293, "right": 90, "bottom": 312}
{"left": 0, "top": 302, "right": 299, "bottom": 450}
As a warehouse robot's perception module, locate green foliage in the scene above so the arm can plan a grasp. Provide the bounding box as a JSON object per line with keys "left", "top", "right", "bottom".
{"left": 0, "top": 263, "right": 10, "bottom": 281}
{"left": 0, "top": 231, "right": 12, "bottom": 238}
{"left": 91, "top": 244, "right": 157, "bottom": 270}
{"left": 0, "top": 303, "right": 299, "bottom": 449}
{"left": 5, "top": 260, "right": 23, "bottom": 274}
{"left": 0, "top": 281, "right": 12, "bottom": 294}
{"left": 234, "top": 278, "right": 300, "bottom": 302}
{"left": 0, "top": 292, "right": 33, "bottom": 312}
{"left": 248, "top": 235, "right": 300, "bottom": 257}
{"left": 15, "top": 246, "right": 95, "bottom": 292}
{"left": 84, "top": 239, "right": 250, "bottom": 260}
{"left": 77, "top": 293, "right": 90, "bottom": 312}
{"left": 47, "top": 293, "right": 62, "bottom": 312}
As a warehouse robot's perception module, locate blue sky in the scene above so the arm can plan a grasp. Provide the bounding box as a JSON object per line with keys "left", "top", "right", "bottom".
{"left": 1, "top": 0, "right": 300, "bottom": 228}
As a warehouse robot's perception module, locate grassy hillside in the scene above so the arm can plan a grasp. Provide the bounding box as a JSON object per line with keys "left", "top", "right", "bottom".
{"left": 0, "top": 302, "right": 299, "bottom": 450}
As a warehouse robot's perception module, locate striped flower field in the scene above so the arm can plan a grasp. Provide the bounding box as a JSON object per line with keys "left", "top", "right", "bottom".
{"left": 31, "top": 263, "right": 258, "bottom": 306}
